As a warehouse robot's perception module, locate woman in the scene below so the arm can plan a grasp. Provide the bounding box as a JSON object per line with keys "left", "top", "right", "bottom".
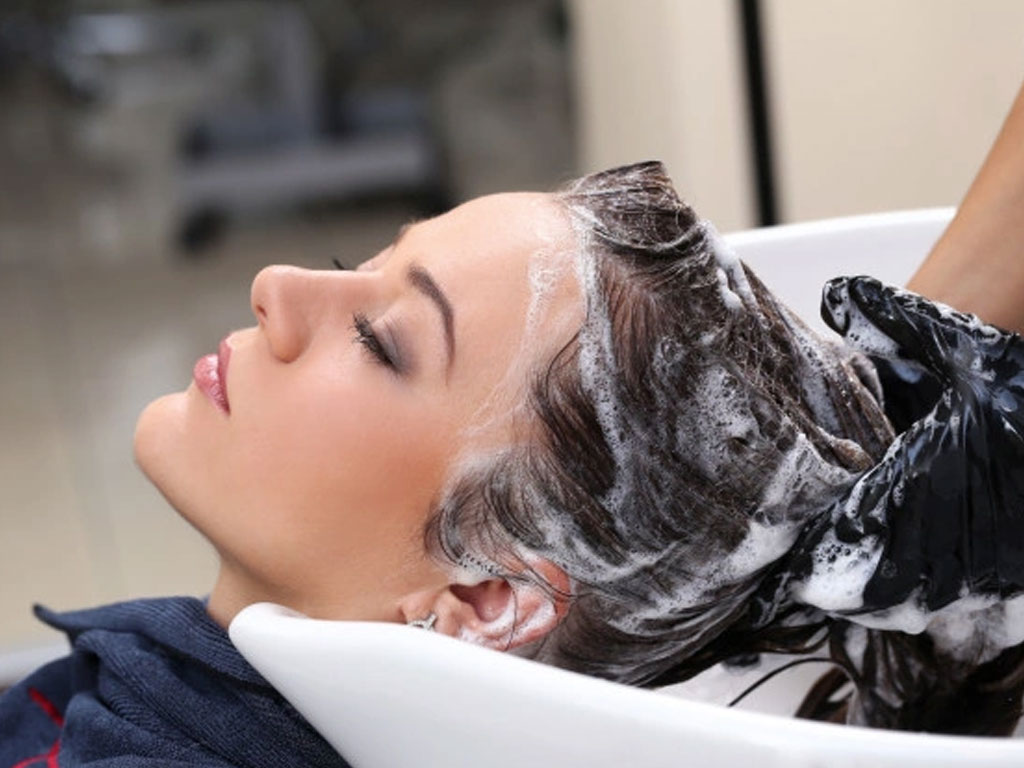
{"left": 2, "top": 160, "right": 1022, "bottom": 766}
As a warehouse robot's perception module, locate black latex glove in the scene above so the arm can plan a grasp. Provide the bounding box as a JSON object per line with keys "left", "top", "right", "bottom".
{"left": 793, "top": 276, "right": 1024, "bottom": 617}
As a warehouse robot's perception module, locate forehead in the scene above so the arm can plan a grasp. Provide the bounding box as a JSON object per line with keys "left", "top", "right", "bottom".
{"left": 418, "top": 191, "right": 571, "bottom": 264}
{"left": 400, "top": 192, "right": 577, "bottom": 316}
{"left": 402, "top": 191, "right": 582, "bottom": 421}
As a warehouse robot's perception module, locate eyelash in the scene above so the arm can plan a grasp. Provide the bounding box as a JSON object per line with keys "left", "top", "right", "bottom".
{"left": 334, "top": 259, "right": 398, "bottom": 371}
{"left": 352, "top": 313, "right": 397, "bottom": 370}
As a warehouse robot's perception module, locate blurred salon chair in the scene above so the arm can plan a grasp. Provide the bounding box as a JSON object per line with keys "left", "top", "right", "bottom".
{"left": 54, "top": 1, "right": 446, "bottom": 251}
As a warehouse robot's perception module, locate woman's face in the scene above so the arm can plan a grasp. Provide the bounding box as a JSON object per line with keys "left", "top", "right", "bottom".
{"left": 134, "top": 192, "right": 578, "bottom": 624}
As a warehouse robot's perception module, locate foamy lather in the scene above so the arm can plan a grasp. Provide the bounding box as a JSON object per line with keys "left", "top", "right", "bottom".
{"left": 522, "top": 210, "right": 889, "bottom": 641}
{"left": 436, "top": 164, "right": 1018, "bottom": 704}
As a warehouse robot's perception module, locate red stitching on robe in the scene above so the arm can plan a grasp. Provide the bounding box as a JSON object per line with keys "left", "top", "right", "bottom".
{"left": 9, "top": 688, "right": 62, "bottom": 768}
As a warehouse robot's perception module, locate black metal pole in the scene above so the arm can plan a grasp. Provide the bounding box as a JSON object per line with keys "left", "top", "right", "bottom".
{"left": 738, "top": 0, "right": 779, "bottom": 226}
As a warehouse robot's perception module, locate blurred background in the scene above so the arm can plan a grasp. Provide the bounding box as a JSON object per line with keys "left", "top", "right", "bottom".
{"left": 1, "top": 0, "right": 1022, "bottom": 654}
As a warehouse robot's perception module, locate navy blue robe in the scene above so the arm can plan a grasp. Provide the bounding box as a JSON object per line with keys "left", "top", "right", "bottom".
{"left": 0, "top": 597, "right": 350, "bottom": 767}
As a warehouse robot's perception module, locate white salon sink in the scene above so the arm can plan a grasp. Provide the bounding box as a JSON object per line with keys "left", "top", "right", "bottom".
{"left": 230, "top": 208, "right": 1024, "bottom": 767}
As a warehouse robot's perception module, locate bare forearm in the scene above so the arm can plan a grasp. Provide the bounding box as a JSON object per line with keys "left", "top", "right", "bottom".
{"left": 908, "top": 82, "right": 1024, "bottom": 334}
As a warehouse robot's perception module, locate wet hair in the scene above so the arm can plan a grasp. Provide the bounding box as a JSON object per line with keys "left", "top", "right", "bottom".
{"left": 424, "top": 161, "right": 1024, "bottom": 734}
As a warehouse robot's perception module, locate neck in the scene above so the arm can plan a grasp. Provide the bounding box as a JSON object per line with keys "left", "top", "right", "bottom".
{"left": 206, "top": 562, "right": 277, "bottom": 629}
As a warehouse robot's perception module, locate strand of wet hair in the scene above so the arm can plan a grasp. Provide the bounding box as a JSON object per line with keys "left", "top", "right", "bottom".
{"left": 726, "top": 656, "right": 853, "bottom": 708}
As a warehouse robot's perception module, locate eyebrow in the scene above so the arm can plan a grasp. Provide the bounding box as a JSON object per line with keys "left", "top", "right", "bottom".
{"left": 407, "top": 264, "right": 455, "bottom": 373}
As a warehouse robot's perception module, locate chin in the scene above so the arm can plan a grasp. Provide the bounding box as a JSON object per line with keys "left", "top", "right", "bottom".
{"left": 134, "top": 391, "right": 194, "bottom": 512}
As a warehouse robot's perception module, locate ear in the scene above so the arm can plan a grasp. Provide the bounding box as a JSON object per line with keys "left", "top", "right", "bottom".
{"left": 397, "top": 557, "right": 570, "bottom": 651}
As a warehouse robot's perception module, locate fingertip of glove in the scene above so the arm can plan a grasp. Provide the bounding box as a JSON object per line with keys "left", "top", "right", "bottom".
{"left": 821, "top": 276, "right": 852, "bottom": 334}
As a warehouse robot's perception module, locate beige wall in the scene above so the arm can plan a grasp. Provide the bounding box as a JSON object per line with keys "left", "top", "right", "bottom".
{"left": 765, "top": 0, "right": 1024, "bottom": 222}
{"left": 570, "top": 0, "right": 1024, "bottom": 229}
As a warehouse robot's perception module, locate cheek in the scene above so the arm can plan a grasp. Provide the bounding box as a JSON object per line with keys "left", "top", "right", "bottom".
{"left": 236, "top": 372, "right": 435, "bottom": 498}
{"left": 218, "top": 367, "right": 453, "bottom": 570}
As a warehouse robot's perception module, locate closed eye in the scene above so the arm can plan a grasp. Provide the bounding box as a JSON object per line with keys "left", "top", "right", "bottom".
{"left": 352, "top": 313, "right": 399, "bottom": 371}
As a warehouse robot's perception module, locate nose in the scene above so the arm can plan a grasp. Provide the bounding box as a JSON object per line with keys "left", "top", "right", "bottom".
{"left": 250, "top": 265, "right": 321, "bottom": 363}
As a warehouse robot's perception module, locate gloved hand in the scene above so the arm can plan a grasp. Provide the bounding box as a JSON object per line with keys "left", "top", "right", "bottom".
{"left": 791, "top": 276, "right": 1024, "bottom": 619}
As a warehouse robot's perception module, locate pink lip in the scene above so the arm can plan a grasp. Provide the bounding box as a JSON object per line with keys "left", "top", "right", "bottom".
{"left": 193, "top": 335, "right": 232, "bottom": 414}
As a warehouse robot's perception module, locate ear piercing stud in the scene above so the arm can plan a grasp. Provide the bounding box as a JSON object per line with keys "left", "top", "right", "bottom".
{"left": 407, "top": 612, "right": 437, "bottom": 631}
